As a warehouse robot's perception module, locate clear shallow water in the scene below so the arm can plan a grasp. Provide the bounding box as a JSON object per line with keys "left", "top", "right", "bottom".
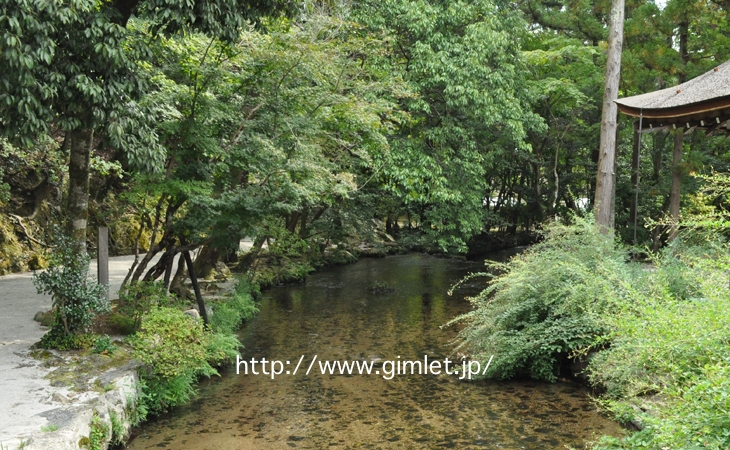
{"left": 127, "top": 252, "right": 621, "bottom": 449}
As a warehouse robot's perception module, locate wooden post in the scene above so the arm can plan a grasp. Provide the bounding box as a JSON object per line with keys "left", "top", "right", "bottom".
{"left": 98, "top": 226, "right": 109, "bottom": 299}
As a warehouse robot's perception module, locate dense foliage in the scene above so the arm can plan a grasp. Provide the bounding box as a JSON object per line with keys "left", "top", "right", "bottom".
{"left": 449, "top": 217, "right": 632, "bottom": 381}
{"left": 131, "top": 278, "right": 256, "bottom": 419}
{"left": 3, "top": 0, "right": 730, "bottom": 264}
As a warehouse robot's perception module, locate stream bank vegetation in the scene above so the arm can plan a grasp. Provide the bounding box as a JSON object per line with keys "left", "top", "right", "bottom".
{"left": 452, "top": 200, "right": 730, "bottom": 449}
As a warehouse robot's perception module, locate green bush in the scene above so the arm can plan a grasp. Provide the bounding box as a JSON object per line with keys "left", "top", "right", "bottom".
{"left": 91, "top": 335, "right": 117, "bottom": 355}
{"left": 132, "top": 307, "right": 215, "bottom": 380}
{"left": 132, "top": 307, "right": 217, "bottom": 418}
{"left": 33, "top": 233, "right": 109, "bottom": 346}
{"left": 131, "top": 302, "right": 243, "bottom": 418}
{"left": 116, "top": 281, "right": 171, "bottom": 333}
{"left": 38, "top": 331, "right": 97, "bottom": 351}
{"left": 449, "top": 217, "right": 635, "bottom": 381}
{"left": 135, "top": 370, "right": 201, "bottom": 422}
{"left": 589, "top": 238, "right": 730, "bottom": 450}
{"left": 209, "top": 278, "right": 258, "bottom": 335}
{"left": 450, "top": 217, "right": 730, "bottom": 448}
{"left": 107, "top": 313, "right": 138, "bottom": 335}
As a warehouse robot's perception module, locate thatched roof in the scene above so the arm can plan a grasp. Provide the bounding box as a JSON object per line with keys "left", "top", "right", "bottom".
{"left": 615, "top": 60, "right": 730, "bottom": 135}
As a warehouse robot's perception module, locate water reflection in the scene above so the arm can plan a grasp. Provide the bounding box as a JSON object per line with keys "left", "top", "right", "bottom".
{"left": 127, "top": 252, "right": 621, "bottom": 449}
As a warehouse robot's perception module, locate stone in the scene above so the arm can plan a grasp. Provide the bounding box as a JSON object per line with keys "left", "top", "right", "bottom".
{"left": 183, "top": 309, "right": 200, "bottom": 320}
{"left": 215, "top": 261, "right": 232, "bottom": 279}
{"left": 51, "top": 393, "right": 70, "bottom": 404}
{"left": 192, "top": 304, "right": 214, "bottom": 317}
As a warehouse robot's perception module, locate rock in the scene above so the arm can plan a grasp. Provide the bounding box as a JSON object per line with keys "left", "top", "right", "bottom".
{"left": 192, "top": 304, "right": 214, "bottom": 317}
{"left": 34, "top": 310, "right": 54, "bottom": 326}
{"left": 629, "top": 418, "right": 643, "bottom": 431}
{"left": 183, "top": 309, "right": 200, "bottom": 320}
{"left": 27, "top": 371, "right": 139, "bottom": 450}
{"left": 215, "top": 261, "right": 231, "bottom": 279}
{"left": 52, "top": 393, "right": 70, "bottom": 404}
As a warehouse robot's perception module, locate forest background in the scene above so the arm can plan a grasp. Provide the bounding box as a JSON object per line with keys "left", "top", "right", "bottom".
{"left": 2, "top": 0, "right": 729, "bottom": 276}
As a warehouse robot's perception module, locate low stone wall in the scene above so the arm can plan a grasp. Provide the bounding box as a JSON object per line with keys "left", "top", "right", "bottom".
{"left": 22, "top": 362, "right": 139, "bottom": 450}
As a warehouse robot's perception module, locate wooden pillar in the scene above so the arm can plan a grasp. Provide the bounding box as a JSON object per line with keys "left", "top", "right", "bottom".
{"left": 98, "top": 226, "right": 109, "bottom": 299}
{"left": 668, "top": 130, "right": 683, "bottom": 241}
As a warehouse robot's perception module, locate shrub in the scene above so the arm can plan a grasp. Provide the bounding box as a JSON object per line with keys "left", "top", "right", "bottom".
{"left": 107, "top": 313, "right": 138, "bottom": 335}
{"left": 116, "top": 281, "right": 171, "bottom": 333}
{"left": 131, "top": 305, "right": 241, "bottom": 418}
{"left": 132, "top": 307, "right": 214, "bottom": 380}
{"left": 38, "top": 331, "right": 97, "bottom": 351}
{"left": 449, "top": 217, "right": 635, "bottom": 381}
{"left": 131, "top": 279, "right": 257, "bottom": 419}
{"left": 209, "top": 278, "right": 258, "bottom": 335}
{"left": 91, "top": 335, "right": 117, "bottom": 355}
{"left": 590, "top": 238, "right": 730, "bottom": 450}
{"left": 33, "top": 233, "right": 109, "bottom": 347}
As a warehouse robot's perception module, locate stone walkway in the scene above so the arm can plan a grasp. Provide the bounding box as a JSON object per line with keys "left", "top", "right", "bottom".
{"left": 0, "top": 254, "right": 150, "bottom": 448}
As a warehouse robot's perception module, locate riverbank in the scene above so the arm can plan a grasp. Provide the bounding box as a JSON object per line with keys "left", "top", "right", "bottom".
{"left": 0, "top": 237, "right": 391, "bottom": 449}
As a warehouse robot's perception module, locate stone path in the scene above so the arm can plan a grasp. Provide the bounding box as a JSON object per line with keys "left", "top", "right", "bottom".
{"left": 0, "top": 254, "right": 152, "bottom": 448}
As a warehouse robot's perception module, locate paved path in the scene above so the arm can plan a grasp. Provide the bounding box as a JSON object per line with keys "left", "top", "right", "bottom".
{"left": 0, "top": 254, "right": 154, "bottom": 448}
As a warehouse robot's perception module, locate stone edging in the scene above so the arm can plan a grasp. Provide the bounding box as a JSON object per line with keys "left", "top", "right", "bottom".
{"left": 20, "top": 362, "right": 139, "bottom": 450}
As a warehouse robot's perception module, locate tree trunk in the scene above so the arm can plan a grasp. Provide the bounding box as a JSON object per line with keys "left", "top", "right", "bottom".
{"left": 668, "top": 130, "right": 683, "bottom": 241}
{"left": 594, "top": 0, "right": 625, "bottom": 230}
{"left": 652, "top": 132, "right": 665, "bottom": 182}
{"left": 609, "top": 120, "right": 620, "bottom": 229}
{"left": 66, "top": 128, "right": 94, "bottom": 254}
{"left": 630, "top": 126, "right": 640, "bottom": 241}
{"left": 194, "top": 245, "right": 221, "bottom": 280}
{"left": 169, "top": 254, "right": 192, "bottom": 299}
{"left": 184, "top": 250, "right": 209, "bottom": 326}
{"left": 143, "top": 245, "right": 177, "bottom": 282}
{"left": 236, "top": 236, "right": 266, "bottom": 273}
{"left": 299, "top": 207, "right": 308, "bottom": 238}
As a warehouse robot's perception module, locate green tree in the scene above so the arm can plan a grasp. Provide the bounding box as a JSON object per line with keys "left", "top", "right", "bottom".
{"left": 124, "top": 14, "right": 403, "bottom": 284}
{"left": 354, "top": 0, "right": 543, "bottom": 252}
{"left": 0, "top": 0, "right": 293, "bottom": 253}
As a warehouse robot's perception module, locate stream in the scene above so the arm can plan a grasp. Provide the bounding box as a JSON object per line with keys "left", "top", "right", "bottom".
{"left": 126, "top": 252, "right": 621, "bottom": 449}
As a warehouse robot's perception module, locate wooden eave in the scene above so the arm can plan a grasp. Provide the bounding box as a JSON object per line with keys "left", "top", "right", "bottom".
{"left": 615, "top": 59, "right": 730, "bottom": 135}
{"left": 616, "top": 95, "right": 730, "bottom": 135}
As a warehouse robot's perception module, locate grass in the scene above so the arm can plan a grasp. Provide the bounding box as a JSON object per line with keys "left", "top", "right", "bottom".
{"left": 41, "top": 423, "right": 59, "bottom": 432}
